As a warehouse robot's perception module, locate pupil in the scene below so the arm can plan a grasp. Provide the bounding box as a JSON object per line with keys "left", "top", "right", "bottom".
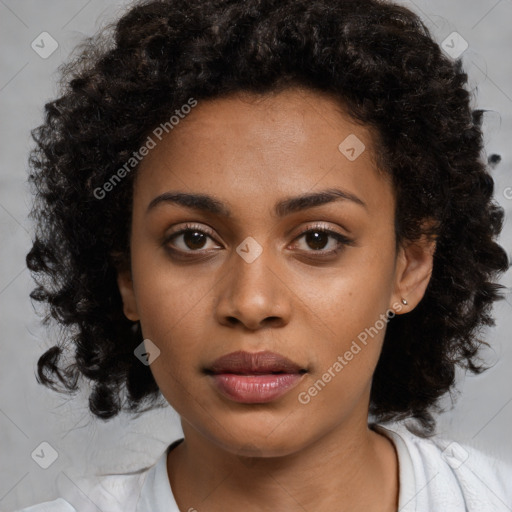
{"left": 306, "top": 231, "right": 328, "bottom": 250}
{"left": 184, "top": 231, "right": 206, "bottom": 249}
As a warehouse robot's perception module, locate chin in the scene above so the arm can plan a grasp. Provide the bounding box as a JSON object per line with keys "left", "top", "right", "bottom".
{"left": 197, "top": 412, "right": 314, "bottom": 458}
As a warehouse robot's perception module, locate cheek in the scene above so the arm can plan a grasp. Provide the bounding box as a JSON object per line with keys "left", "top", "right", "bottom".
{"left": 300, "top": 243, "right": 396, "bottom": 391}
{"left": 132, "top": 237, "right": 214, "bottom": 323}
{"left": 129, "top": 246, "right": 220, "bottom": 382}
{"left": 305, "top": 241, "right": 396, "bottom": 333}
{"left": 295, "top": 290, "right": 391, "bottom": 422}
{"left": 305, "top": 277, "right": 390, "bottom": 375}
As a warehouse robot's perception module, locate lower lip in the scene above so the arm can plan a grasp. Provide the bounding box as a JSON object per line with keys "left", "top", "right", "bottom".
{"left": 210, "top": 373, "right": 304, "bottom": 403}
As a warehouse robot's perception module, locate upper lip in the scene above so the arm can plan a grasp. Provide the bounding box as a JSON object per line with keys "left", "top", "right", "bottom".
{"left": 206, "top": 350, "right": 307, "bottom": 375}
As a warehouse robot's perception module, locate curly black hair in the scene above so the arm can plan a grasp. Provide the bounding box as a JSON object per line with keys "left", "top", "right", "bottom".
{"left": 26, "top": 0, "right": 509, "bottom": 434}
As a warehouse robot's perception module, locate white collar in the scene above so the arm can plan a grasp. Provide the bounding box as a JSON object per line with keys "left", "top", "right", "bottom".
{"left": 372, "top": 423, "right": 417, "bottom": 512}
{"left": 136, "top": 438, "right": 183, "bottom": 512}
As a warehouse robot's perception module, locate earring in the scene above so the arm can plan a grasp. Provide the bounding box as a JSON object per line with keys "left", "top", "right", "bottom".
{"left": 401, "top": 298, "right": 408, "bottom": 305}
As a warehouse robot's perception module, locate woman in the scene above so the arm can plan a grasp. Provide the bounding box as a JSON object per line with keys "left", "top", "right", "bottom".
{"left": 20, "top": 0, "right": 512, "bottom": 510}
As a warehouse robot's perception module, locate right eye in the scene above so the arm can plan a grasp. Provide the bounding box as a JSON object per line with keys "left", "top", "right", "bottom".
{"left": 164, "top": 224, "right": 223, "bottom": 253}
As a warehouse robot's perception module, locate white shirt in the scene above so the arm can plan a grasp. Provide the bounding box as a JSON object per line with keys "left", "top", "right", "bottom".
{"left": 16, "top": 422, "right": 512, "bottom": 512}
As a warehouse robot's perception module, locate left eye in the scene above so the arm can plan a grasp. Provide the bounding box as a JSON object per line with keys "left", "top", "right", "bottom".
{"left": 292, "top": 228, "right": 352, "bottom": 253}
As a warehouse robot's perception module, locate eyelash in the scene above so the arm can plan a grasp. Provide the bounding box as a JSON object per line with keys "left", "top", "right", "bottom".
{"left": 164, "top": 222, "right": 353, "bottom": 259}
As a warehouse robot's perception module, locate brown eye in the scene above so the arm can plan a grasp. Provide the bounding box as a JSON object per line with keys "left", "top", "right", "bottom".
{"left": 164, "top": 224, "right": 221, "bottom": 254}
{"left": 291, "top": 225, "right": 354, "bottom": 257}
{"left": 304, "top": 230, "right": 330, "bottom": 250}
{"left": 182, "top": 230, "right": 208, "bottom": 250}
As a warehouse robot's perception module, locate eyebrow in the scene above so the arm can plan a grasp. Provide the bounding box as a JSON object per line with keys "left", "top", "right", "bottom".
{"left": 146, "top": 187, "right": 367, "bottom": 217}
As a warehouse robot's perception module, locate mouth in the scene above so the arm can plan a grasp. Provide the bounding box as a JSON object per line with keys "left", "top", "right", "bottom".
{"left": 205, "top": 350, "right": 308, "bottom": 404}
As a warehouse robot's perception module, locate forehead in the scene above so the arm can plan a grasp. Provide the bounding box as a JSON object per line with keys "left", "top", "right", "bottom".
{"left": 135, "top": 87, "right": 393, "bottom": 216}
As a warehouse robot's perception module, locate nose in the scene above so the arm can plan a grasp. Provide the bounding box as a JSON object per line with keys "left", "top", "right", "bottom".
{"left": 214, "top": 246, "right": 292, "bottom": 331}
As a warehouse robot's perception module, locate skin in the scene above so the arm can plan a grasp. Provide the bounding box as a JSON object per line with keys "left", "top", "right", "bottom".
{"left": 117, "top": 87, "right": 436, "bottom": 511}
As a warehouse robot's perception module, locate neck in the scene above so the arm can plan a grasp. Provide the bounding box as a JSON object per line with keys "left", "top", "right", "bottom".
{"left": 166, "top": 415, "right": 398, "bottom": 512}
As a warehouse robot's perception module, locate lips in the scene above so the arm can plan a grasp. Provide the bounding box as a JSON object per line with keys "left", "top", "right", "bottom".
{"left": 207, "top": 350, "right": 306, "bottom": 375}
{"left": 205, "top": 351, "right": 307, "bottom": 403}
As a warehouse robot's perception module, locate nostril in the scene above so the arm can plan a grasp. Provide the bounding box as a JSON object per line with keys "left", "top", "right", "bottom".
{"left": 263, "top": 316, "right": 283, "bottom": 328}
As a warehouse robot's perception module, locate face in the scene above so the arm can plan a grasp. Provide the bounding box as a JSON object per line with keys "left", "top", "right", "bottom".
{"left": 118, "top": 87, "right": 434, "bottom": 457}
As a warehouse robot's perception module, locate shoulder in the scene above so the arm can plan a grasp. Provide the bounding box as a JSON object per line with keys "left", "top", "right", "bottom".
{"left": 15, "top": 498, "right": 77, "bottom": 512}
{"left": 375, "top": 422, "right": 512, "bottom": 511}
{"left": 16, "top": 438, "right": 183, "bottom": 512}
{"left": 15, "top": 468, "right": 150, "bottom": 512}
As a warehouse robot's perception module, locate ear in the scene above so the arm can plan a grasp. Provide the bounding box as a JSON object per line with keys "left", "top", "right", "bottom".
{"left": 390, "top": 231, "right": 437, "bottom": 314}
{"left": 117, "top": 269, "right": 140, "bottom": 322}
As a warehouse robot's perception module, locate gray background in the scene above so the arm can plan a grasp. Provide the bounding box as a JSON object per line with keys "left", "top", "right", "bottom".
{"left": 1, "top": 0, "right": 511, "bottom": 510}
